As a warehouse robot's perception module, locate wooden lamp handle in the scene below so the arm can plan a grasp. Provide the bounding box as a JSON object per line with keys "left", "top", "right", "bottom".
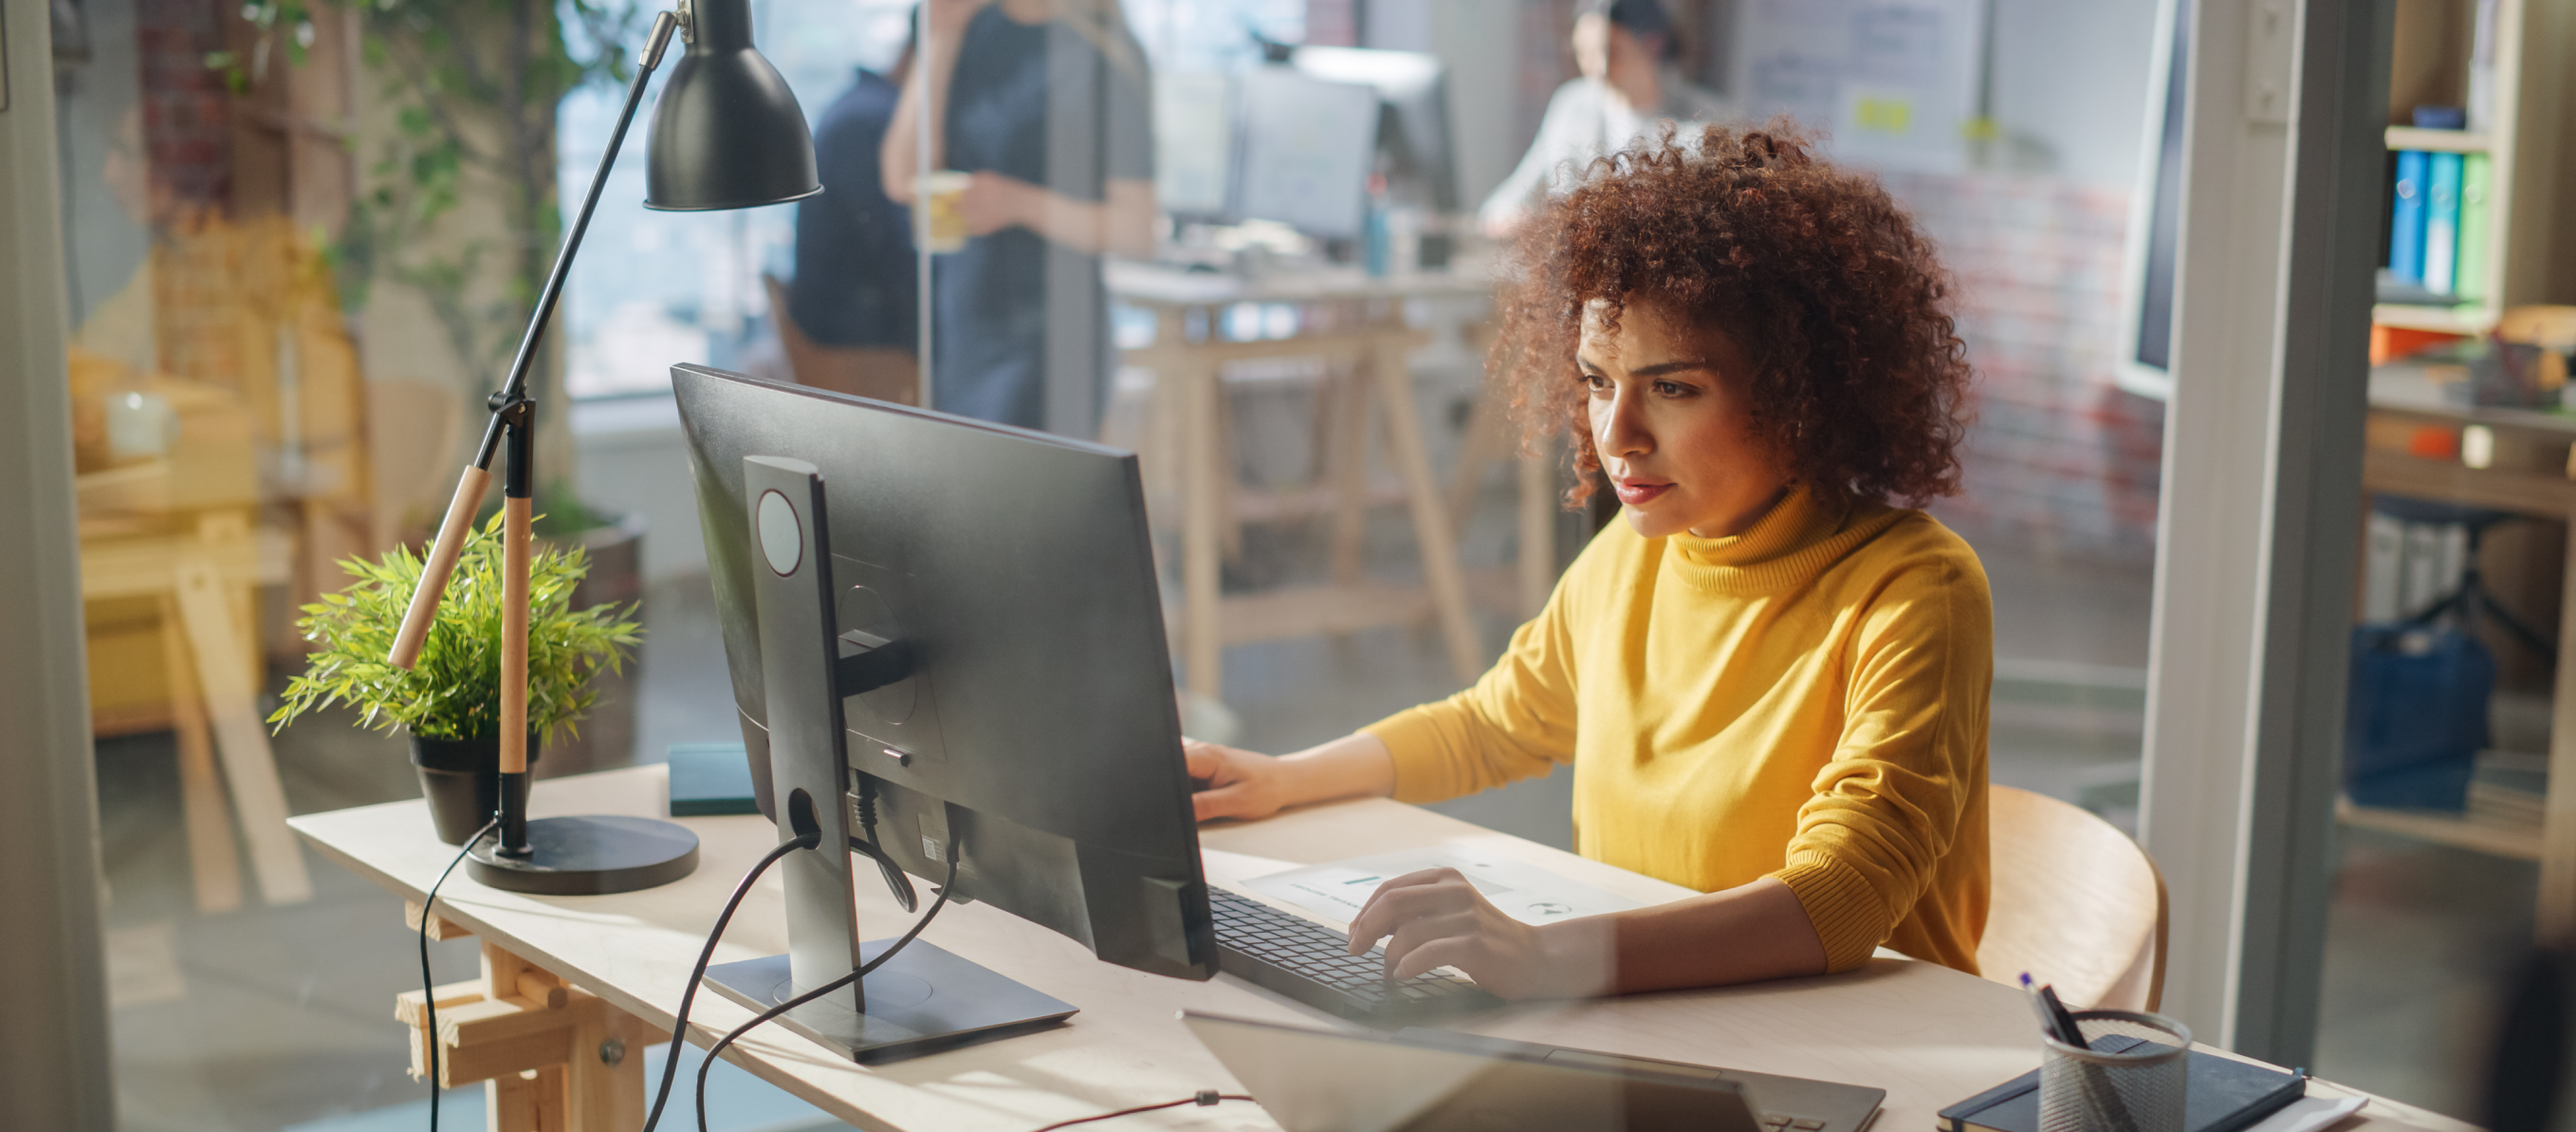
{"left": 500, "top": 495, "right": 532, "bottom": 776}
{"left": 389, "top": 465, "right": 494, "bottom": 669}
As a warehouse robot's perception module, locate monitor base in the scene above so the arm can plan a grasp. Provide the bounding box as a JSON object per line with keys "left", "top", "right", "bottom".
{"left": 703, "top": 941, "right": 1076, "bottom": 1064}
{"left": 467, "top": 815, "right": 701, "bottom": 895}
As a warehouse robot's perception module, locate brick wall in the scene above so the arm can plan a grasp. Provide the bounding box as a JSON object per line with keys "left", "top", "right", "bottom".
{"left": 135, "top": 0, "right": 233, "bottom": 211}
{"left": 1883, "top": 173, "right": 2165, "bottom": 560}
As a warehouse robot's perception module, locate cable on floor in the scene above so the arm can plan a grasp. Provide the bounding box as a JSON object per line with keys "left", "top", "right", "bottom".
{"left": 421, "top": 818, "right": 498, "bottom": 1132}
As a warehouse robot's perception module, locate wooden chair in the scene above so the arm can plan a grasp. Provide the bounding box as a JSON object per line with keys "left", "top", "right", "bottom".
{"left": 1978, "top": 785, "right": 2169, "bottom": 1011}
{"left": 761, "top": 273, "right": 920, "bottom": 406}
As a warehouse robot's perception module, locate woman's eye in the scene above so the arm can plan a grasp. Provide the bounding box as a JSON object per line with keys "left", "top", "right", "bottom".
{"left": 1579, "top": 373, "right": 1610, "bottom": 392}
{"left": 1653, "top": 380, "right": 1692, "bottom": 397}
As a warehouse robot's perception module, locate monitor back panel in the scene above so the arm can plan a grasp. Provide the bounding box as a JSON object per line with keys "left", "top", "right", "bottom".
{"left": 675, "top": 364, "right": 1214, "bottom": 980}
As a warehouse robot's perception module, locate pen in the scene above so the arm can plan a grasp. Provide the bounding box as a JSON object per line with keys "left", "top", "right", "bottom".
{"left": 2037, "top": 982, "right": 2088, "bottom": 1047}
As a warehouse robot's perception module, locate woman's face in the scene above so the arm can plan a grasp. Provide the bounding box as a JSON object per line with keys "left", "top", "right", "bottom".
{"left": 1579, "top": 297, "right": 1794, "bottom": 539}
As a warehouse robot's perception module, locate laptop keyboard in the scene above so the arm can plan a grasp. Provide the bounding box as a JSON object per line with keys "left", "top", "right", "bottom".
{"left": 1207, "top": 888, "right": 1500, "bottom": 1023}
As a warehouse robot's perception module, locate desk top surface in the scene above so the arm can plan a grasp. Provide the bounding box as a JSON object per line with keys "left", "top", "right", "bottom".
{"left": 291, "top": 766, "right": 2469, "bottom": 1132}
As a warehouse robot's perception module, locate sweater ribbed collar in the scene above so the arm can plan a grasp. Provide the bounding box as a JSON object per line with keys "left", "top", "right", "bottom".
{"left": 1662, "top": 487, "right": 1902, "bottom": 595}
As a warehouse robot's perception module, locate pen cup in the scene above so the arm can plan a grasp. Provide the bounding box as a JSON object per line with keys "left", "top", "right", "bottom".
{"left": 2039, "top": 1010, "right": 2191, "bottom": 1132}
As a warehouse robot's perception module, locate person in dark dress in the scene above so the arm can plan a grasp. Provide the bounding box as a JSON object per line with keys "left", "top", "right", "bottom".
{"left": 791, "top": 63, "right": 917, "bottom": 353}
{"left": 882, "top": 0, "right": 1155, "bottom": 436}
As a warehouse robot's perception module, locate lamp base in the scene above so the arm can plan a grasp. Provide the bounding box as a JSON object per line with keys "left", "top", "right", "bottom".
{"left": 467, "top": 814, "right": 700, "bottom": 895}
{"left": 702, "top": 941, "right": 1076, "bottom": 1064}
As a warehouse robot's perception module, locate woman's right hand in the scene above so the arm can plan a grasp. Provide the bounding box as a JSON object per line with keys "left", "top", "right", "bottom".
{"left": 1184, "top": 739, "right": 1297, "bottom": 823}
{"left": 1184, "top": 732, "right": 1400, "bottom": 824}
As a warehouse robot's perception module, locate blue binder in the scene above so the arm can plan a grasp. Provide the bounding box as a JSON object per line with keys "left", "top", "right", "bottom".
{"left": 2389, "top": 150, "right": 2428, "bottom": 285}
{"left": 2424, "top": 152, "right": 2463, "bottom": 294}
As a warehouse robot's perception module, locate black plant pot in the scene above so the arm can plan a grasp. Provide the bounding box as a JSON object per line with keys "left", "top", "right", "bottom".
{"left": 411, "top": 732, "right": 542, "bottom": 845}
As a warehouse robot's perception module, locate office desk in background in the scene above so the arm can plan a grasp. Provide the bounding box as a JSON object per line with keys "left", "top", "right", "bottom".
{"left": 2352, "top": 365, "right": 2576, "bottom": 945}
{"left": 1107, "top": 263, "right": 1555, "bottom": 700}
{"left": 291, "top": 766, "right": 2461, "bottom": 1132}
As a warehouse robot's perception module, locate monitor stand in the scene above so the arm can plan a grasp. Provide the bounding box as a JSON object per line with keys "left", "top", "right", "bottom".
{"left": 702, "top": 939, "right": 1075, "bottom": 1064}
{"left": 728, "top": 456, "right": 1078, "bottom": 1064}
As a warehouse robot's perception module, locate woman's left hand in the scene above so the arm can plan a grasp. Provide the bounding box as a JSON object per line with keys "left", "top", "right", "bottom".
{"left": 1343, "top": 868, "right": 1613, "bottom": 1000}
{"left": 958, "top": 171, "right": 1040, "bottom": 235}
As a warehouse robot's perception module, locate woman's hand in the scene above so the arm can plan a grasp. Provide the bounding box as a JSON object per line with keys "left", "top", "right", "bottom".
{"left": 1184, "top": 732, "right": 1401, "bottom": 823}
{"left": 1184, "top": 739, "right": 1299, "bottom": 822}
{"left": 958, "top": 171, "right": 1040, "bottom": 236}
{"left": 1343, "top": 868, "right": 1613, "bottom": 999}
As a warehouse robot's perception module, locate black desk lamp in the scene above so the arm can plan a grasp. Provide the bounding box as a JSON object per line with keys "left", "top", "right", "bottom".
{"left": 387, "top": 0, "right": 821, "bottom": 895}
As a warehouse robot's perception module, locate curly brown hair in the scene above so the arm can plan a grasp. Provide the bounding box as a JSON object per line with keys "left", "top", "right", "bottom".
{"left": 1492, "top": 121, "right": 1973, "bottom": 507}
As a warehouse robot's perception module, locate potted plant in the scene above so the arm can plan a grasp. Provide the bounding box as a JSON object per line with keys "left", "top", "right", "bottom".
{"left": 478, "top": 481, "right": 648, "bottom": 775}
{"left": 269, "top": 513, "right": 642, "bottom": 844}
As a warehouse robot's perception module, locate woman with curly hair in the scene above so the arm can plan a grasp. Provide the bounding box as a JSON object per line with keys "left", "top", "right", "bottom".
{"left": 1186, "top": 124, "right": 1989, "bottom": 997}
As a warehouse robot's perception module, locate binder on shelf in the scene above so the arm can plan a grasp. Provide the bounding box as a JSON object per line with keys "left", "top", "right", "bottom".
{"left": 2456, "top": 153, "right": 2492, "bottom": 304}
{"left": 2390, "top": 150, "right": 2428, "bottom": 285}
{"left": 2425, "top": 152, "right": 2463, "bottom": 295}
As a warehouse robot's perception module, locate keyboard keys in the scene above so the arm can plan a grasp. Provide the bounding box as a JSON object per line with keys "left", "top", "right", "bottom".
{"left": 1206, "top": 889, "right": 1498, "bottom": 1022}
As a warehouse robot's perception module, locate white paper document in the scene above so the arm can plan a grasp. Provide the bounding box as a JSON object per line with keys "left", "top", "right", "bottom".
{"left": 1243, "top": 845, "right": 1644, "bottom": 927}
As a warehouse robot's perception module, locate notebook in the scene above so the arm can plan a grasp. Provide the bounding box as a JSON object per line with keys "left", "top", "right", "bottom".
{"left": 666, "top": 743, "right": 762, "bottom": 816}
{"left": 1938, "top": 1035, "right": 2306, "bottom": 1132}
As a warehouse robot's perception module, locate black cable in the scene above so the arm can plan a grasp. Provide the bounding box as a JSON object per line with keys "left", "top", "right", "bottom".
{"left": 693, "top": 853, "right": 962, "bottom": 1131}
{"left": 635, "top": 836, "right": 816, "bottom": 1132}
{"left": 1028, "top": 1091, "right": 1256, "bottom": 1131}
{"left": 421, "top": 818, "right": 498, "bottom": 1132}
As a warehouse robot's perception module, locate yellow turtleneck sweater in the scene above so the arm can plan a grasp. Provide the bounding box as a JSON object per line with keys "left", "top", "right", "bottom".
{"left": 1363, "top": 488, "right": 1992, "bottom": 974}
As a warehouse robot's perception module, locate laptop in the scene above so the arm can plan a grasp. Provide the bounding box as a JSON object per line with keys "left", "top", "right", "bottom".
{"left": 1183, "top": 1011, "right": 1885, "bottom": 1132}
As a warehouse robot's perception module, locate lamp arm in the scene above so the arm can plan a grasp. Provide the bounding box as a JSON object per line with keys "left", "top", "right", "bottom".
{"left": 387, "top": 8, "right": 682, "bottom": 670}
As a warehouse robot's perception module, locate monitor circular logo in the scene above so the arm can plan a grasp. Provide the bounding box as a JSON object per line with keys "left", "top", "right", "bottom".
{"left": 756, "top": 490, "right": 802, "bottom": 576}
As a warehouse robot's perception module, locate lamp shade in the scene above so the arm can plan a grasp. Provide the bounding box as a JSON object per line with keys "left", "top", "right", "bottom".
{"left": 644, "top": 0, "right": 822, "bottom": 211}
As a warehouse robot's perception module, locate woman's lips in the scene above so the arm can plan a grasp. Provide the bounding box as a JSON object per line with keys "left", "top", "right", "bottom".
{"left": 1613, "top": 479, "right": 1673, "bottom": 506}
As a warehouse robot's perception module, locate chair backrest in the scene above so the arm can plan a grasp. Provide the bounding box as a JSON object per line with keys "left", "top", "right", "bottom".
{"left": 1978, "top": 785, "right": 2169, "bottom": 1011}
{"left": 762, "top": 273, "right": 921, "bottom": 406}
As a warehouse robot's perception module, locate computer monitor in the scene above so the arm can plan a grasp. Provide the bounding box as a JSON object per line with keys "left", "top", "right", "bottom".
{"left": 1231, "top": 65, "right": 1383, "bottom": 239}
{"left": 1289, "top": 46, "right": 1460, "bottom": 213}
{"left": 673, "top": 363, "right": 1220, "bottom": 1063}
{"left": 1156, "top": 70, "right": 1236, "bottom": 218}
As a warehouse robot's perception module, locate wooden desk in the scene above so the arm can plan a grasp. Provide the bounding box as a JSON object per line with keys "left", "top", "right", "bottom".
{"left": 2352, "top": 367, "right": 2576, "bottom": 943}
{"left": 1108, "top": 265, "right": 1551, "bottom": 700}
{"left": 292, "top": 766, "right": 2459, "bottom": 1132}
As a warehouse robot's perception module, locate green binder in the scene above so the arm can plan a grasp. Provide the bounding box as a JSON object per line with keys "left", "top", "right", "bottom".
{"left": 2456, "top": 153, "right": 2492, "bottom": 305}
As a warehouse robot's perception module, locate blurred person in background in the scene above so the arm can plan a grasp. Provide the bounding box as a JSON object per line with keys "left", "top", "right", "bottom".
{"left": 881, "top": 0, "right": 1155, "bottom": 436}
{"left": 786, "top": 22, "right": 921, "bottom": 400}
{"left": 1480, "top": 0, "right": 1735, "bottom": 239}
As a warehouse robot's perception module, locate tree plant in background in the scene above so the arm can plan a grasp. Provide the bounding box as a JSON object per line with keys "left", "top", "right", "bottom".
{"left": 270, "top": 513, "right": 641, "bottom": 842}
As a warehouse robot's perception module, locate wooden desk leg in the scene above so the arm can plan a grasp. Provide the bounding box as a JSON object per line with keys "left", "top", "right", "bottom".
{"left": 1330, "top": 365, "right": 1371, "bottom": 586}
{"left": 2542, "top": 518, "right": 2576, "bottom": 945}
{"left": 1446, "top": 394, "right": 1501, "bottom": 539}
{"left": 395, "top": 917, "right": 665, "bottom": 1132}
{"left": 174, "top": 546, "right": 315, "bottom": 905}
{"left": 1371, "top": 345, "right": 1484, "bottom": 683}
{"left": 1517, "top": 447, "right": 1556, "bottom": 621}
{"left": 157, "top": 596, "right": 246, "bottom": 915}
{"left": 1182, "top": 360, "right": 1225, "bottom": 699}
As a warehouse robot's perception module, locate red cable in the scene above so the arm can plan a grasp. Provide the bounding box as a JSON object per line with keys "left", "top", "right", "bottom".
{"left": 1029, "top": 1091, "right": 1256, "bottom": 1131}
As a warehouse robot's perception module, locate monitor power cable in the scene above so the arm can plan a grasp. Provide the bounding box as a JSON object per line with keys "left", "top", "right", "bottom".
{"left": 420, "top": 817, "right": 499, "bottom": 1132}
{"left": 692, "top": 845, "right": 962, "bottom": 1132}
{"left": 1028, "top": 1090, "right": 1257, "bottom": 1131}
{"left": 636, "top": 791, "right": 827, "bottom": 1132}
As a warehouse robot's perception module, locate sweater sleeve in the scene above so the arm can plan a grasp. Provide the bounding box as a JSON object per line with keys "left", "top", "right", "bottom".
{"left": 1769, "top": 556, "right": 1992, "bottom": 972}
{"left": 1361, "top": 572, "right": 1583, "bottom": 804}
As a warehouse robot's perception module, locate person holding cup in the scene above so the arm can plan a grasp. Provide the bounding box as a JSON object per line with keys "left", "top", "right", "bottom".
{"left": 881, "top": 0, "right": 1156, "bottom": 436}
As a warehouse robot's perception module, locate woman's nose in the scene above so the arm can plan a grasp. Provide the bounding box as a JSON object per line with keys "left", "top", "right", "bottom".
{"left": 1593, "top": 388, "right": 1650, "bottom": 459}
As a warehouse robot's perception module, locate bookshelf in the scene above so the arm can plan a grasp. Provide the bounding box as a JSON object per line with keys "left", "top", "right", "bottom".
{"left": 2369, "top": 0, "right": 2576, "bottom": 337}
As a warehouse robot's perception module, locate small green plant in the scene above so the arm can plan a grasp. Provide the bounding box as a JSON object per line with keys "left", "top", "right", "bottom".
{"left": 270, "top": 513, "right": 642, "bottom": 743}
